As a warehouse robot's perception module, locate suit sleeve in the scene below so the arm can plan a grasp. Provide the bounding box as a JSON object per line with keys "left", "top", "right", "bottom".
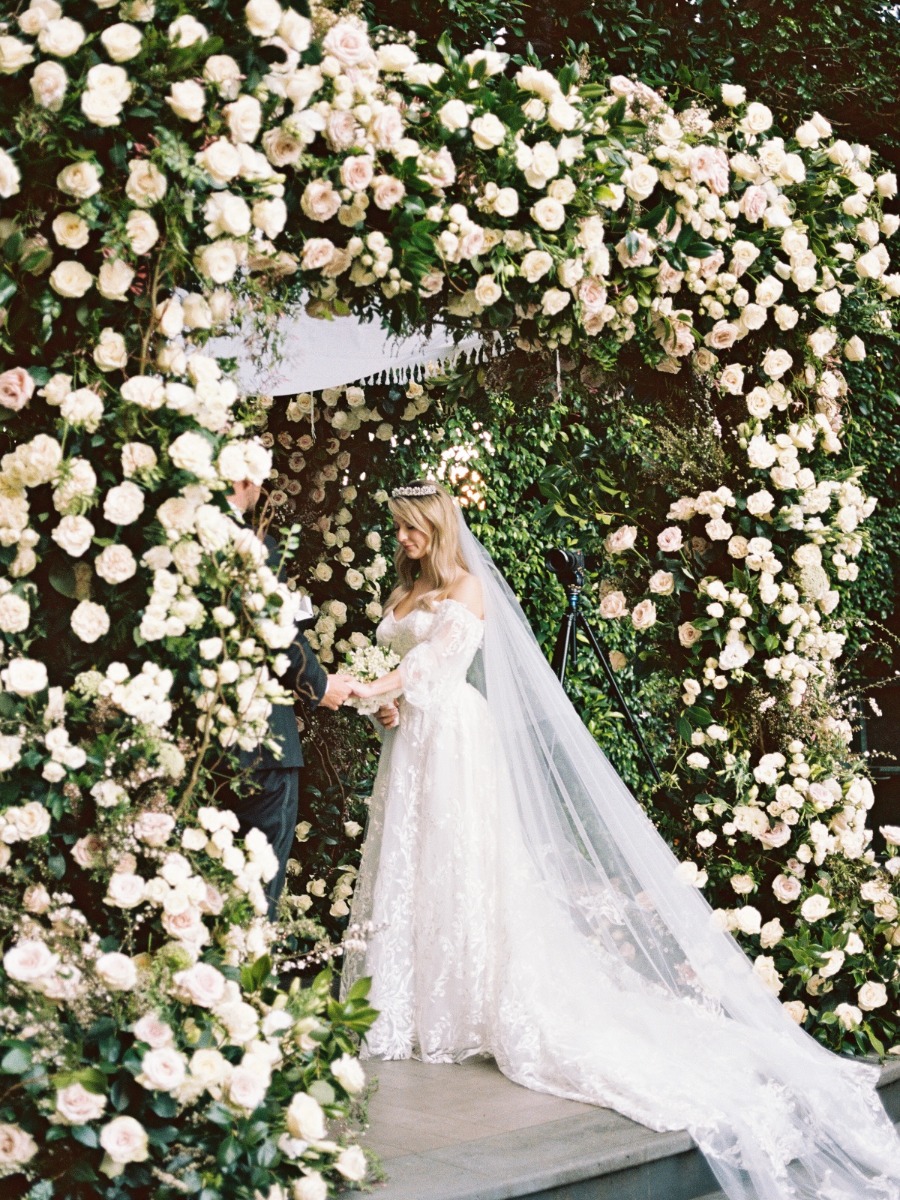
{"left": 286, "top": 628, "right": 329, "bottom": 710}
{"left": 264, "top": 532, "right": 329, "bottom": 710}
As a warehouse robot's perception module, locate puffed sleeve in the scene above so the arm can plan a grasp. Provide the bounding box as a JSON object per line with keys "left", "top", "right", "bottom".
{"left": 399, "top": 601, "right": 484, "bottom": 710}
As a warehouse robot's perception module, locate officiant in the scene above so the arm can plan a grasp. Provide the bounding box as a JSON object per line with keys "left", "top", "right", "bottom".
{"left": 225, "top": 478, "right": 354, "bottom": 918}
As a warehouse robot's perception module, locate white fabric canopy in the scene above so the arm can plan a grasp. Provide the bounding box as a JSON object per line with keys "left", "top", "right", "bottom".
{"left": 208, "top": 303, "right": 497, "bottom": 394}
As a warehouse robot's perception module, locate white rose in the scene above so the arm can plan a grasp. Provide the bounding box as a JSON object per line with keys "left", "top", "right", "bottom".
{"left": 721, "top": 83, "right": 746, "bottom": 107}
{"left": 799, "top": 893, "right": 832, "bottom": 922}
{"left": 541, "top": 287, "right": 570, "bottom": 316}
{"left": 172, "top": 962, "right": 227, "bottom": 1008}
{"left": 137, "top": 1047, "right": 187, "bottom": 1093}
{"left": 331, "top": 1054, "right": 365, "bottom": 1094}
{"left": 124, "top": 210, "right": 159, "bottom": 256}
{"left": 95, "top": 543, "right": 137, "bottom": 585}
{"left": 471, "top": 113, "right": 506, "bottom": 150}
{"left": 71, "top": 600, "right": 110, "bottom": 644}
{"left": 279, "top": 10, "right": 311, "bottom": 51}
{"left": 167, "top": 79, "right": 205, "bottom": 122}
{"left": 168, "top": 15, "right": 208, "bottom": 47}
{"left": 225, "top": 94, "right": 262, "bottom": 144}
{"left": 876, "top": 172, "right": 897, "bottom": 199}
{"left": 50, "top": 261, "right": 93, "bottom": 299}
{"left": 126, "top": 159, "right": 167, "bottom": 207}
{"left": 197, "top": 138, "right": 242, "bottom": 185}
{"left": 30, "top": 59, "right": 67, "bottom": 110}
{"left": 740, "top": 102, "right": 773, "bottom": 133}
{"left": 858, "top": 981, "right": 888, "bottom": 1011}
{"left": 531, "top": 196, "right": 566, "bottom": 231}
{"left": 52, "top": 514, "right": 94, "bottom": 557}
{"left": 100, "top": 1115, "right": 149, "bottom": 1165}
{"left": 293, "top": 1176, "right": 327, "bottom": 1200}
{"left": 3, "top": 939, "right": 56, "bottom": 982}
{"left": 0, "top": 593, "right": 29, "bottom": 634}
{"left": 718, "top": 363, "right": 745, "bottom": 395}
{"left": 834, "top": 1002, "right": 863, "bottom": 1031}
{"left": 439, "top": 99, "right": 469, "bottom": 131}
{"left": 105, "top": 872, "right": 146, "bottom": 909}
{"left": 856, "top": 245, "right": 890, "bottom": 280}
{"left": 336, "top": 1145, "right": 367, "bottom": 1182}
{"left": 322, "top": 20, "right": 373, "bottom": 68}
{"left": 93, "top": 328, "right": 128, "bottom": 372}
{"left": 245, "top": 0, "right": 282, "bottom": 37}
{"left": 0, "top": 36, "right": 35, "bottom": 74}
{"left": 97, "top": 259, "right": 135, "bottom": 301}
{"left": 57, "top": 161, "right": 101, "bottom": 199}
{"left": 61, "top": 387, "right": 103, "bottom": 430}
{"left": 104, "top": 481, "right": 145, "bottom": 525}
{"left": 38, "top": 17, "right": 85, "bottom": 58}
{"left": 286, "top": 1092, "right": 326, "bottom": 1140}
{"left": 55, "top": 1082, "right": 107, "bottom": 1125}
{"left": 648, "top": 570, "right": 675, "bottom": 595}
{"left": 520, "top": 250, "right": 554, "bottom": 283}
{"left": 2, "top": 658, "right": 48, "bottom": 696}
{"left": 196, "top": 241, "right": 240, "bottom": 284}
{"left": 101, "top": 22, "right": 142, "bottom": 62}
{"left": 96, "top": 951, "right": 137, "bottom": 991}
{"left": 0, "top": 1124, "right": 38, "bottom": 1166}
{"left": 253, "top": 198, "right": 287, "bottom": 239}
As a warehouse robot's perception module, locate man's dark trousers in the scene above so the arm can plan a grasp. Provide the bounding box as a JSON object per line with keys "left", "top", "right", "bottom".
{"left": 229, "top": 533, "right": 328, "bottom": 920}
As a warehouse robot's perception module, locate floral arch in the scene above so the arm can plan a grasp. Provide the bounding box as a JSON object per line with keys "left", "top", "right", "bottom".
{"left": 0, "top": 0, "right": 898, "bottom": 1195}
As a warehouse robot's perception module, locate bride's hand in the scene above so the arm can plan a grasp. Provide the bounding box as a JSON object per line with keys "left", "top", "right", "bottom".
{"left": 375, "top": 702, "right": 400, "bottom": 729}
{"left": 348, "top": 679, "right": 376, "bottom": 699}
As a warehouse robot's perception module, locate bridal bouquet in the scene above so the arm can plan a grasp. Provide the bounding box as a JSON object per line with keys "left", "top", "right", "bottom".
{"left": 344, "top": 643, "right": 403, "bottom": 715}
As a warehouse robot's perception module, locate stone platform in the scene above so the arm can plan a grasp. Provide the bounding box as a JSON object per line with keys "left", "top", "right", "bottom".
{"left": 356, "top": 1056, "right": 900, "bottom": 1200}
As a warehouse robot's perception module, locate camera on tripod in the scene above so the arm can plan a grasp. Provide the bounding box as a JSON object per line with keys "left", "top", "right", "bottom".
{"left": 546, "top": 543, "right": 662, "bottom": 787}
{"left": 544, "top": 547, "right": 585, "bottom": 589}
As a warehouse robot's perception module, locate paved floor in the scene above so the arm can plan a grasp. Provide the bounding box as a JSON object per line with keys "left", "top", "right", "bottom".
{"left": 365, "top": 1058, "right": 597, "bottom": 1160}
{"left": 357, "top": 1057, "right": 710, "bottom": 1200}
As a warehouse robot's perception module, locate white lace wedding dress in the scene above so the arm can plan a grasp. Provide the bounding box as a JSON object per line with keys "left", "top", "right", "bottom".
{"left": 343, "top": 522, "right": 900, "bottom": 1200}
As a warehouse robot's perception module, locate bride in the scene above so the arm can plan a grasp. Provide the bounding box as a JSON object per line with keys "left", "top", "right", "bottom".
{"left": 341, "top": 480, "right": 900, "bottom": 1200}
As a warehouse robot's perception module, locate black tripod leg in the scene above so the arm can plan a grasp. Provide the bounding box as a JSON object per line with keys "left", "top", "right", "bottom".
{"left": 551, "top": 612, "right": 577, "bottom": 682}
{"left": 577, "top": 613, "right": 663, "bottom": 787}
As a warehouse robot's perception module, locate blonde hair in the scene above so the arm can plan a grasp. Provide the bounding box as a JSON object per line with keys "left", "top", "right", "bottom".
{"left": 385, "top": 481, "right": 469, "bottom": 612}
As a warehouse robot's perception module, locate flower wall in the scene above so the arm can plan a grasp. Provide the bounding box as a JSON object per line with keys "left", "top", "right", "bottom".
{"left": 0, "top": 0, "right": 899, "bottom": 1190}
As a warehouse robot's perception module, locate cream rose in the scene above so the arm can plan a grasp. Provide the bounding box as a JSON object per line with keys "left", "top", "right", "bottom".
{"left": 631, "top": 598, "right": 657, "bottom": 630}
{"left": 101, "top": 23, "right": 143, "bottom": 62}
{"left": 93, "top": 328, "right": 128, "bottom": 372}
{"left": 55, "top": 1082, "right": 107, "bottom": 1125}
{"left": 286, "top": 1092, "right": 326, "bottom": 1141}
{"left": 30, "top": 59, "right": 67, "bottom": 110}
{"left": 167, "top": 79, "right": 205, "bottom": 122}
{"left": 99, "top": 1116, "right": 149, "bottom": 1165}
{"left": 95, "top": 951, "right": 137, "bottom": 991}
{"left": 98, "top": 259, "right": 135, "bottom": 301}
{"left": 38, "top": 17, "right": 85, "bottom": 58}
{"left": 520, "top": 250, "right": 554, "bottom": 283}
{"left": 50, "top": 261, "right": 93, "bottom": 299}
{"left": 95, "top": 543, "right": 137, "bottom": 585}
{"left": 57, "top": 161, "right": 101, "bottom": 199}
{"left": 599, "top": 591, "right": 627, "bottom": 619}
{"left": 531, "top": 196, "right": 566, "bottom": 231}
{"left": 71, "top": 600, "right": 110, "bottom": 644}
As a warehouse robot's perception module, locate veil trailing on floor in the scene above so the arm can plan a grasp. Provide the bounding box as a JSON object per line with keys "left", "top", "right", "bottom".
{"left": 456, "top": 511, "right": 900, "bottom": 1200}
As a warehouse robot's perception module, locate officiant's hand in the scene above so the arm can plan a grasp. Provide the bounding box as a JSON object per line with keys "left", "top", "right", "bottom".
{"left": 319, "top": 673, "right": 355, "bottom": 710}
{"left": 374, "top": 701, "right": 400, "bottom": 729}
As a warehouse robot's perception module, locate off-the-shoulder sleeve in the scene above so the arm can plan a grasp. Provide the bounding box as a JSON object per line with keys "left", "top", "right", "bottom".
{"left": 399, "top": 601, "right": 484, "bottom": 710}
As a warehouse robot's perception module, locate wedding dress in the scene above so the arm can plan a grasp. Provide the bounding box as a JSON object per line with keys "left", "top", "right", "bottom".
{"left": 343, "top": 514, "right": 900, "bottom": 1200}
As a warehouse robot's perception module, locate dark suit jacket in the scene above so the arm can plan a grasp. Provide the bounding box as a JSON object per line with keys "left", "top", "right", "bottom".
{"left": 238, "top": 532, "right": 328, "bottom": 771}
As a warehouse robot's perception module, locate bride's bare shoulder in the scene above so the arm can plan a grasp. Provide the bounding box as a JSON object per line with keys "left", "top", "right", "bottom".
{"left": 446, "top": 572, "right": 484, "bottom": 619}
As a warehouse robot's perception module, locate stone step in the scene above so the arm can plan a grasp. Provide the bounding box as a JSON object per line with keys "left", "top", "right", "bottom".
{"left": 355, "top": 1057, "right": 900, "bottom": 1200}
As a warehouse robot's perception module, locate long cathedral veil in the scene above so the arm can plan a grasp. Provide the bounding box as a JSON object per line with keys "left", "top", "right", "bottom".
{"left": 456, "top": 510, "right": 900, "bottom": 1200}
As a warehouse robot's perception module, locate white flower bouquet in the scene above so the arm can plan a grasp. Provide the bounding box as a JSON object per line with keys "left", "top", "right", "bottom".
{"left": 344, "top": 643, "right": 402, "bottom": 715}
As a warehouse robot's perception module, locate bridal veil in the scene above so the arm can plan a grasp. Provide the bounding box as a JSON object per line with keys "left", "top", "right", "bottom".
{"left": 455, "top": 510, "right": 900, "bottom": 1200}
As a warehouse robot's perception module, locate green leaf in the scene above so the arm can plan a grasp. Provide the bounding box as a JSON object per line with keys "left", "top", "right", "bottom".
{"left": 1, "top": 1045, "right": 32, "bottom": 1074}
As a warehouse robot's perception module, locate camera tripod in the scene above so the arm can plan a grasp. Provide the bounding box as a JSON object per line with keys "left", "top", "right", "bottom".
{"left": 550, "top": 564, "right": 663, "bottom": 788}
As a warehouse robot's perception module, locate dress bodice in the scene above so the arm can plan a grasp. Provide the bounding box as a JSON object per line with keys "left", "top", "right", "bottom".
{"left": 376, "top": 598, "right": 484, "bottom": 710}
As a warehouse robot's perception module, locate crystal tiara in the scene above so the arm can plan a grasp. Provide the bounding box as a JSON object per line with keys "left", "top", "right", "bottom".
{"left": 391, "top": 485, "right": 439, "bottom": 497}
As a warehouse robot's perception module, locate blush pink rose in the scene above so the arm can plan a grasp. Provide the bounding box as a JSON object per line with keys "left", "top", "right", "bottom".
{"left": 0, "top": 368, "right": 35, "bottom": 412}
